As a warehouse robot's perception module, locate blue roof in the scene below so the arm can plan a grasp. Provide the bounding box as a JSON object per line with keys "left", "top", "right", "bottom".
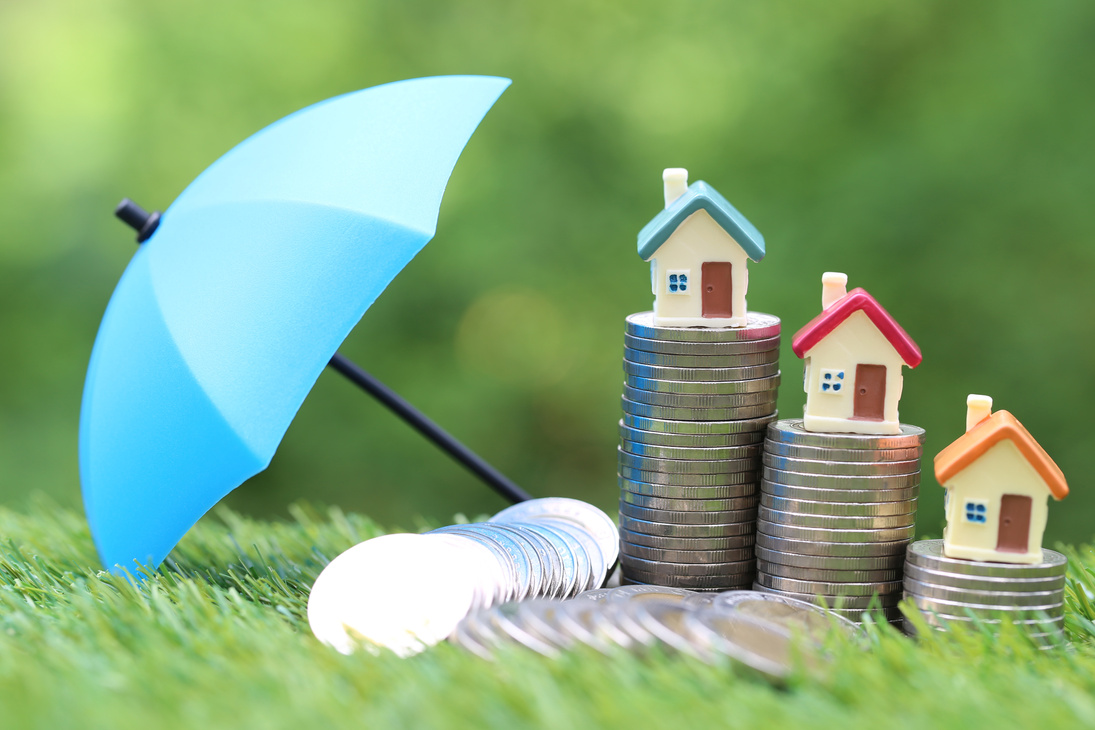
{"left": 637, "top": 181, "right": 765, "bottom": 262}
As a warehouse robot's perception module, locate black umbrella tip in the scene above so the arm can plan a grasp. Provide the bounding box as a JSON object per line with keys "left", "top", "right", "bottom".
{"left": 114, "top": 198, "right": 161, "bottom": 244}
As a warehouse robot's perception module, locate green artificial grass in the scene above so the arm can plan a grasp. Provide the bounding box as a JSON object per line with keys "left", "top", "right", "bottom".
{"left": 1, "top": 499, "right": 1094, "bottom": 730}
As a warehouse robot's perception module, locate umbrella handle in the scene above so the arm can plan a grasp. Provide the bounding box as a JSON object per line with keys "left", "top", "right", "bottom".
{"left": 328, "top": 353, "right": 531, "bottom": 504}
{"left": 114, "top": 198, "right": 531, "bottom": 505}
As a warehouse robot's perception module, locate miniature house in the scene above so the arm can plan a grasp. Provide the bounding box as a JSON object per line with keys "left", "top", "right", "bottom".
{"left": 637, "top": 169, "right": 766, "bottom": 328}
{"left": 935, "top": 395, "right": 1069, "bottom": 564}
{"left": 791, "top": 273, "right": 922, "bottom": 435}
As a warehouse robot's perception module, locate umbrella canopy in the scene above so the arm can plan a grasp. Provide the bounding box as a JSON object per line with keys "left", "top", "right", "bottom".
{"left": 80, "top": 75, "right": 510, "bottom": 571}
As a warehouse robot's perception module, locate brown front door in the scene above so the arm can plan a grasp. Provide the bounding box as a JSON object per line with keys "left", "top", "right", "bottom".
{"left": 852, "top": 364, "right": 886, "bottom": 420}
{"left": 701, "top": 262, "right": 732, "bottom": 318}
{"left": 997, "top": 494, "right": 1032, "bottom": 553}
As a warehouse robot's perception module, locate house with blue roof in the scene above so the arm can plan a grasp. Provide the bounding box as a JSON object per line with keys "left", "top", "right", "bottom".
{"left": 637, "top": 169, "right": 766, "bottom": 328}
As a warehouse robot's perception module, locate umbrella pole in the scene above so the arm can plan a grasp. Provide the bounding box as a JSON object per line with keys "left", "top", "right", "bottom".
{"left": 328, "top": 353, "right": 532, "bottom": 504}
{"left": 114, "top": 199, "right": 531, "bottom": 505}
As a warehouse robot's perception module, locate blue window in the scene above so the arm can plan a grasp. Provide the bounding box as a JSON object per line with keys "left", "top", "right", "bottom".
{"left": 819, "top": 369, "right": 845, "bottom": 393}
{"left": 964, "top": 501, "right": 988, "bottom": 524}
{"left": 667, "top": 270, "right": 689, "bottom": 294}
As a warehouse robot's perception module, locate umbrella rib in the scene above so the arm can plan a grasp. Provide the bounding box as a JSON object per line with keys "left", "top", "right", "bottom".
{"left": 328, "top": 352, "right": 532, "bottom": 504}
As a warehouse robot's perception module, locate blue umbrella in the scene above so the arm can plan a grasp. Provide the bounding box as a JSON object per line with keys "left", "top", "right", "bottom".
{"left": 81, "top": 75, "right": 528, "bottom": 572}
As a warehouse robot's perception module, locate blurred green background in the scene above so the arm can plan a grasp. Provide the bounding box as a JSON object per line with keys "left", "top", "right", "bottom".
{"left": 1, "top": 0, "right": 1093, "bottom": 546}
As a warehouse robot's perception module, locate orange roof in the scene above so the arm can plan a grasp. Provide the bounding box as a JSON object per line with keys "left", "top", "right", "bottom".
{"left": 934, "top": 410, "right": 1069, "bottom": 500}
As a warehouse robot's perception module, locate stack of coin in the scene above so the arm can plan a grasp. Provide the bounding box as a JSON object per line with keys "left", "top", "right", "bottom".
{"left": 618, "top": 311, "right": 781, "bottom": 591}
{"left": 307, "top": 498, "right": 619, "bottom": 656}
{"left": 903, "top": 539, "right": 1067, "bottom": 647}
{"left": 754, "top": 419, "right": 925, "bottom": 622}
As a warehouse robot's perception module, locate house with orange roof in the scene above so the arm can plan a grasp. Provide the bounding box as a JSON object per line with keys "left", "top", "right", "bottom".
{"left": 935, "top": 395, "right": 1069, "bottom": 564}
{"left": 791, "top": 273, "right": 922, "bottom": 435}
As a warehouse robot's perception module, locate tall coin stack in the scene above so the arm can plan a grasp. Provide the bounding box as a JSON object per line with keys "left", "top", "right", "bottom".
{"left": 903, "top": 539, "right": 1067, "bottom": 646}
{"left": 617, "top": 311, "right": 781, "bottom": 591}
{"left": 754, "top": 419, "right": 925, "bottom": 622}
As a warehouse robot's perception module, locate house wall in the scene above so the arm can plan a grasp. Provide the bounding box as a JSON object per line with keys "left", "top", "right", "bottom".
{"left": 648, "top": 209, "right": 750, "bottom": 327}
{"left": 800, "top": 311, "right": 905, "bottom": 435}
{"left": 942, "top": 439, "right": 1050, "bottom": 564}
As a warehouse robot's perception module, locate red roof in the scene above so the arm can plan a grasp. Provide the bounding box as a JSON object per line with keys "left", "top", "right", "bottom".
{"left": 935, "top": 410, "right": 1068, "bottom": 500}
{"left": 791, "top": 288, "right": 922, "bottom": 366}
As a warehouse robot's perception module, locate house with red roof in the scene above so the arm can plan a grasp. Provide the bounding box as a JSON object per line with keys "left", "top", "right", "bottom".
{"left": 637, "top": 168, "right": 766, "bottom": 328}
{"left": 935, "top": 395, "right": 1068, "bottom": 564}
{"left": 791, "top": 273, "right": 922, "bottom": 435}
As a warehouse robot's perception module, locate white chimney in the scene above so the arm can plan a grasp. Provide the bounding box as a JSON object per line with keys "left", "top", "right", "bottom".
{"left": 966, "top": 394, "right": 993, "bottom": 432}
{"left": 821, "top": 272, "right": 848, "bottom": 310}
{"left": 663, "top": 168, "right": 688, "bottom": 209}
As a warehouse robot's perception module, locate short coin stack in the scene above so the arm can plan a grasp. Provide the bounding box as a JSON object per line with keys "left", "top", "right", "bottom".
{"left": 617, "top": 311, "right": 781, "bottom": 591}
{"left": 903, "top": 539, "right": 1067, "bottom": 647}
{"left": 754, "top": 419, "right": 925, "bottom": 622}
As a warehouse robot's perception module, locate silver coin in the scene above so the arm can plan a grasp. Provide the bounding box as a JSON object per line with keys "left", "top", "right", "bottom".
{"left": 625, "top": 332, "right": 781, "bottom": 356}
{"left": 761, "top": 480, "right": 920, "bottom": 504}
{"left": 910, "top": 609, "right": 1065, "bottom": 629}
{"left": 623, "top": 412, "right": 778, "bottom": 435}
{"left": 572, "top": 588, "right": 614, "bottom": 602}
{"left": 514, "top": 600, "right": 579, "bottom": 650}
{"left": 487, "top": 602, "right": 562, "bottom": 656}
{"left": 903, "top": 578, "right": 1064, "bottom": 607}
{"left": 623, "top": 346, "right": 778, "bottom": 368}
{"left": 754, "top": 545, "right": 906, "bottom": 572}
{"left": 622, "top": 397, "right": 777, "bottom": 422}
{"left": 621, "top": 554, "right": 755, "bottom": 578}
{"left": 763, "top": 441, "right": 922, "bottom": 463}
{"left": 619, "top": 466, "right": 759, "bottom": 487}
{"left": 619, "top": 527, "right": 756, "bottom": 551}
{"left": 758, "top": 559, "right": 903, "bottom": 583}
{"left": 511, "top": 523, "right": 567, "bottom": 599}
{"left": 618, "top": 448, "right": 758, "bottom": 475}
{"left": 548, "top": 600, "right": 614, "bottom": 652}
{"left": 627, "top": 601, "right": 709, "bottom": 659}
{"left": 762, "top": 466, "right": 920, "bottom": 490}
{"left": 752, "top": 583, "right": 902, "bottom": 609}
{"left": 758, "top": 505, "right": 916, "bottom": 530}
{"left": 623, "top": 359, "right": 780, "bottom": 382}
{"left": 830, "top": 605, "right": 905, "bottom": 623}
{"left": 906, "top": 593, "right": 1065, "bottom": 619}
{"left": 432, "top": 525, "right": 528, "bottom": 602}
{"left": 622, "top": 568, "right": 756, "bottom": 590}
{"left": 537, "top": 519, "right": 600, "bottom": 595}
{"left": 757, "top": 519, "right": 916, "bottom": 544}
{"left": 485, "top": 523, "right": 547, "bottom": 599}
{"left": 456, "top": 609, "right": 505, "bottom": 652}
{"left": 905, "top": 539, "right": 1067, "bottom": 579}
{"left": 682, "top": 607, "right": 802, "bottom": 680}
{"left": 622, "top": 575, "right": 754, "bottom": 592}
{"left": 712, "top": 590, "right": 860, "bottom": 637}
{"left": 619, "top": 422, "right": 765, "bottom": 448}
{"left": 760, "top": 493, "right": 916, "bottom": 518}
{"left": 509, "top": 522, "right": 574, "bottom": 599}
{"left": 490, "top": 497, "right": 619, "bottom": 581}
{"left": 626, "top": 374, "right": 780, "bottom": 396}
{"left": 766, "top": 419, "right": 926, "bottom": 449}
{"left": 620, "top": 514, "right": 756, "bottom": 538}
{"left": 623, "top": 384, "right": 778, "bottom": 408}
{"left": 621, "top": 438, "right": 762, "bottom": 461}
{"left": 755, "top": 532, "right": 909, "bottom": 558}
{"left": 620, "top": 541, "right": 754, "bottom": 564}
{"left": 756, "top": 573, "right": 903, "bottom": 597}
{"left": 621, "top": 490, "right": 759, "bottom": 512}
{"left": 605, "top": 585, "right": 703, "bottom": 604}
{"left": 626, "top": 310, "right": 781, "bottom": 342}
{"left": 450, "top": 614, "right": 497, "bottom": 659}
{"left": 762, "top": 453, "right": 921, "bottom": 477}
{"left": 903, "top": 562, "right": 1067, "bottom": 593}
{"left": 620, "top": 501, "right": 756, "bottom": 526}
{"left": 425, "top": 530, "right": 511, "bottom": 606}
{"left": 620, "top": 476, "right": 758, "bottom": 500}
